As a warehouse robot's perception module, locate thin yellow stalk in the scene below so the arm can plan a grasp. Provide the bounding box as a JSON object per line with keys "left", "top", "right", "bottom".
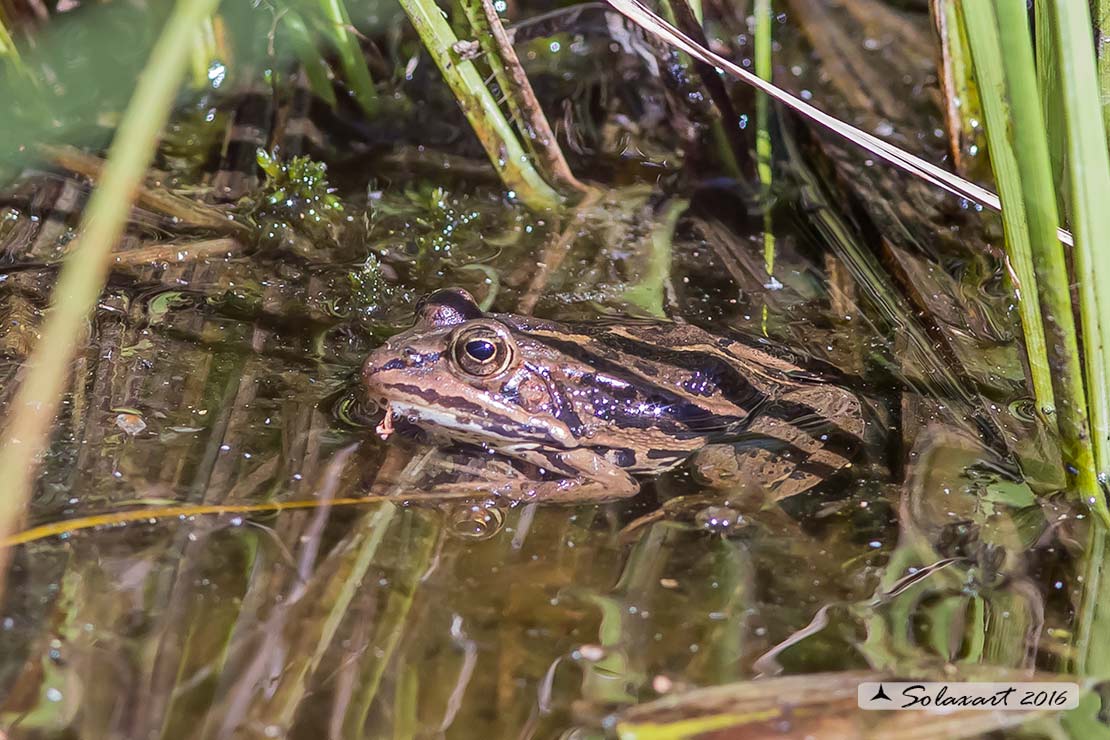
{"left": 0, "top": 0, "right": 224, "bottom": 591}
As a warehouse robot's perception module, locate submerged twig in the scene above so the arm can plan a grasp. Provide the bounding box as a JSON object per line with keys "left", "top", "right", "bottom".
{"left": 109, "top": 237, "right": 244, "bottom": 266}
{"left": 0, "top": 0, "right": 223, "bottom": 597}
{"left": 45, "top": 145, "right": 251, "bottom": 237}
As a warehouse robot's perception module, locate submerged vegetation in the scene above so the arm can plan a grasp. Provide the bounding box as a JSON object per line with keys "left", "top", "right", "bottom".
{"left": 2, "top": 0, "right": 1110, "bottom": 737}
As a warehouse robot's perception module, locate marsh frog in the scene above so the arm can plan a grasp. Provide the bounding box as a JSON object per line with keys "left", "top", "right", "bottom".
{"left": 362, "top": 289, "right": 869, "bottom": 503}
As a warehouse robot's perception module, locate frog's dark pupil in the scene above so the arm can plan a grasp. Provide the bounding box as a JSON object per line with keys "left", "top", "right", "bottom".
{"left": 465, "top": 339, "right": 496, "bottom": 362}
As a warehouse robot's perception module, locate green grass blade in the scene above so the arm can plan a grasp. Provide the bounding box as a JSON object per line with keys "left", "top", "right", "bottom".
{"left": 282, "top": 11, "right": 339, "bottom": 108}
{"left": 963, "top": 0, "right": 1056, "bottom": 419}
{"left": 0, "top": 9, "right": 25, "bottom": 75}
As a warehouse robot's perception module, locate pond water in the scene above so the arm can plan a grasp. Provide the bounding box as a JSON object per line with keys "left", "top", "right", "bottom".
{"left": 0, "top": 1, "right": 1098, "bottom": 738}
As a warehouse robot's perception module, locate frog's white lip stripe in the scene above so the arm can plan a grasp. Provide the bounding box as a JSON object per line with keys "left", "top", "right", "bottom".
{"left": 388, "top": 400, "right": 552, "bottom": 447}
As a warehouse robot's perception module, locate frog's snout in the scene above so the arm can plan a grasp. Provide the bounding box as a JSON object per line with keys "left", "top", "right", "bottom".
{"left": 360, "top": 346, "right": 397, "bottom": 405}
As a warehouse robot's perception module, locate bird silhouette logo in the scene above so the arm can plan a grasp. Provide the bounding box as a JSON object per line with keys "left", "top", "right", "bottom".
{"left": 870, "top": 684, "right": 892, "bottom": 702}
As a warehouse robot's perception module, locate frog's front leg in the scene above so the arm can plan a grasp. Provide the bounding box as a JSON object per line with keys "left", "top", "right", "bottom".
{"left": 413, "top": 446, "right": 640, "bottom": 504}
{"left": 498, "top": 446, "right": 641, "bottom": 502}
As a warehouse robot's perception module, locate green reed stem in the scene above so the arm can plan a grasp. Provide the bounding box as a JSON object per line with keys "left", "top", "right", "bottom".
{"left": 1042, "top": 0, "right": 1110, "bottom": 678}
{"left": 397, "top": 0, "right": 563, "bottom": 210}
{"left": 996, "top": 0, "right": 1105, "bottom": 521}
{"left": 997, "top": 0, "right": 1105, "bottom": 523}
{"left": 755, "top": 0, "right": 774, "bottom": 335}
{"left": 316, "top": 0, "right": 378, "bottom": 116}
{"left": 962, "top": 1, "right": 1056, "bottom": 418}
{"left": 1050, "top": 0, "right": 1110, "bottom": 515}
{"left": 933, "top": 0, "right": 983, "bottom": 175}
{"left": 1075, "top": 527, "right": 1110, "bottom": 676}
{"left": 188, "top": 14, "right": 219, "bottom": 90}
{"left": 0, "top": 0, "right": 223, "bottom": 596}
{"left": 392, "top": 666, "right": 420, "bottom": 740}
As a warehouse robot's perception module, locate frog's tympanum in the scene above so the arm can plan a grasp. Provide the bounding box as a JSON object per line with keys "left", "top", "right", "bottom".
{"left": 362, "top": 288, "right": 869, "bottom": 503}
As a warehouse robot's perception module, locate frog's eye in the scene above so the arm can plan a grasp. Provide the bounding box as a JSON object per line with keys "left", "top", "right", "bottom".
{"left": 465, "top": 339, "right": 496, "bottom": 361}
{"left": 451, "top": 325, "right": 514, "bottom": 377}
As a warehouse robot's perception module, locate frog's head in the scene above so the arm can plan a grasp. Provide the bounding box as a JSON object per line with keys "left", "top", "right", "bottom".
{"left": 361, "top": 288, "right": 575, "bottom": 448}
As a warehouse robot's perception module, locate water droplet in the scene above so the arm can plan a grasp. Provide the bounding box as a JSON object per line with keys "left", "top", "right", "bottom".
{"left": 207, "top": 61, "right": 226, "bottom": 89}
{"left": 695, "top": 506, "right": 746, "bottom": 535}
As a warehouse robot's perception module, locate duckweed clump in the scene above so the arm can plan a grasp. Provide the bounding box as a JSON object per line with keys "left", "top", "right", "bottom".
{"left": 251, "top": 148, "right": 346, "bottom": 251}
